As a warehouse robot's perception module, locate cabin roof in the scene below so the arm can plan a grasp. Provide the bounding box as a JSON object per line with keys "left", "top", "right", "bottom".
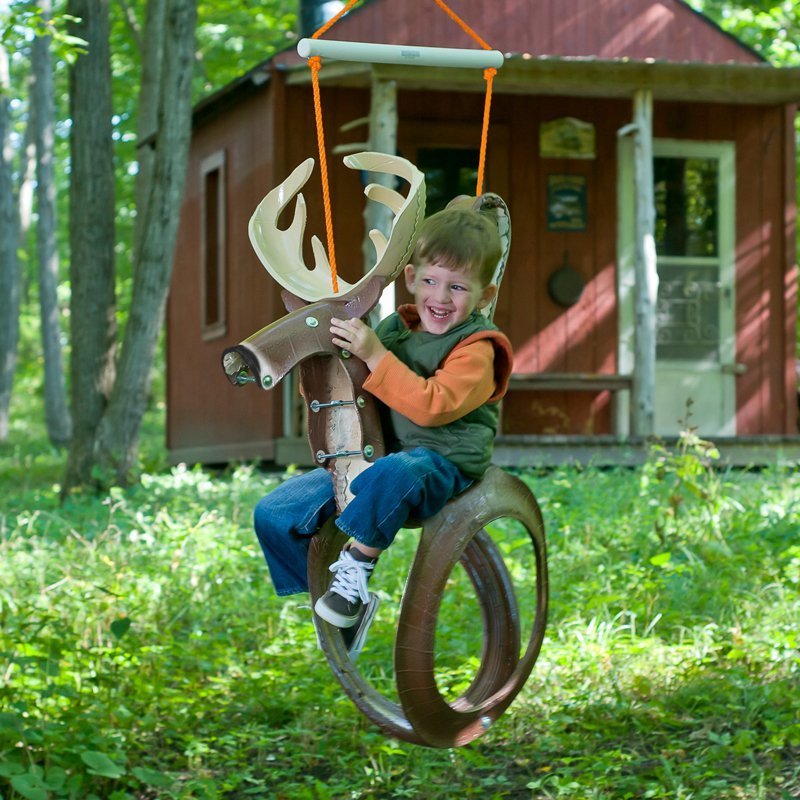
{"left": 191, "top": 0, "right": 800, "bottom": 128}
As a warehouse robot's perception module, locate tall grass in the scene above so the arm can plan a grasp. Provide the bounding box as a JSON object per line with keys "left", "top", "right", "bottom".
{"left": 1, "top": 377, "right": 799, "bottom": 798}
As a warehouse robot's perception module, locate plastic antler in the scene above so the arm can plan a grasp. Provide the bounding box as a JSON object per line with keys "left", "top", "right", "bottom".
{"left": 247, "top": 152, "right": 425, "bottom": 303}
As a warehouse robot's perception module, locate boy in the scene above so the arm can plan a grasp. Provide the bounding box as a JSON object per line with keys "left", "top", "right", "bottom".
{"left": 253, "top": 202, "right": 513, "bottom": 657}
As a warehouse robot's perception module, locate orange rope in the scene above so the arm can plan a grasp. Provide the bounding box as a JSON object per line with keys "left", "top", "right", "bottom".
{"left": 311, "top": 0, "right": 360, "bottom": 39}
{"left": 308, "top": 0, "right": 498, "bottom": 292}
{"left": 308, "top": 0, "right": 360, "bottom": 293}
{"left": 430, "top": 0, "right": 496, "bottom": 196}
{"left": 308, "top": 56, "right": 338, "bottom": 293}
{"left": 431, "top": 0, "right": 493, "bottom": 51}
{"left": 476, "top": 67, "right": 496, "bottom": 195}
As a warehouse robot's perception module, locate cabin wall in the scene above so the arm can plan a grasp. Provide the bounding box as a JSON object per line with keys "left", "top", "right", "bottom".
{"left": 170, "top": 73, "right": 797, "bottom": 461}
{"left": 168, "top": 80, "right": 285, "bottom": 462}
{"left": 168, "top": 82, "right": 375, "bottom": 462}
{"left": 648, "top": 101, "right": 796, "bottom": 435}
{"left": 390, "top": 90, "right": 796, "bottom": 436}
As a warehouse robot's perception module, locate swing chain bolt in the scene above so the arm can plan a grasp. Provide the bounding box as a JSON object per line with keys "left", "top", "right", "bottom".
{"left": 305, "top": 316, "right": 319, "bottom": 328}
{"left": 356, "top": 395, "right": 366, "bottom": 408}
{"left": 341, "top": 349, "right": 351, "bottom": 359}
{"left": 316, "top": 448, "right": 363, "bottom": 462}
{"left": 262, "top": 375, "right": 273, "bottom": 388}
{"left": 310, "top": 399, "right": 354, "bottom": 412}
{"left": 480, "top": 716, "right": 492, "bottom": 730}
{"left": 363, "top": 445, "right": 374, "bottom": 459}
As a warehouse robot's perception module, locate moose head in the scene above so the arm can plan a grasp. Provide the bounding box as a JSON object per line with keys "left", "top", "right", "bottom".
{"left": 221, "top": 152, "right": 426, "bottom": 509}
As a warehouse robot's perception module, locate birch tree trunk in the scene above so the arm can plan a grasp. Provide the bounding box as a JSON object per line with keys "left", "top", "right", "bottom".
{"left": 32, "top": 0, "right": 72, "bottom": 446}
{"left": 92, "top": 0, "right": 198, "bottom": 484}
{"left": 0, "top": 42, "right": 20, "bottom": 441}
{"left": 18, "top": 112, "right": 36, "bottom": 305}
{"left": 63, "top": 0, "right": 118, "bottom": 490}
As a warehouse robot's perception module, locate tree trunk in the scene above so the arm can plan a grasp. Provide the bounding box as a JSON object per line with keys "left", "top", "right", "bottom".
{"left": 18, "top": 110, "right": 36, "bottom": 305}
{"left": 93, "top": 0, "right": 198, "bottom": 484}
{"left": 63, "top": 0, "right": 118, "bottom": 491}
{"left": 134, "top": 0, "right": 166, "bottom": 252}
{"left": 0, "top": 42, "right": 20, "bottom": 441}
{"left": 32, "top": 0, "right": 72, "bottom": 446}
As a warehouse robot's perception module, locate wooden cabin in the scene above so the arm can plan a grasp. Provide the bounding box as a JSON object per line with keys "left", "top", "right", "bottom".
{"left": 167, "top": 0, "right": 800, "bottom": 467}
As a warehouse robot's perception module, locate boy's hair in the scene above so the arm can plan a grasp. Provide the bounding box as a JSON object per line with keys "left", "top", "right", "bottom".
{"left": 411, "top": 206, "right": 502, "bottom": 287}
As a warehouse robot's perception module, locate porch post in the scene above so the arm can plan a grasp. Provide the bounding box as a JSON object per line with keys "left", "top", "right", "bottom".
{"left": 631, "top": 88, "right": 657, "bottom": 437}
{"left": 364, "top": 74, "right": 398, "bottom": 320}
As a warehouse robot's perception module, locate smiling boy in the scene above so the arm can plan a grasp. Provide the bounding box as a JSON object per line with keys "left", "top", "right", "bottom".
{"left": 253, "top": 203, "right": 513, "bottom": 655}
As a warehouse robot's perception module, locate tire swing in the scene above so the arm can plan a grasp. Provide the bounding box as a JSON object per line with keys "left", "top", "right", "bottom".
{"left": 222, "top": 0, "right": 548, "bottom": 749}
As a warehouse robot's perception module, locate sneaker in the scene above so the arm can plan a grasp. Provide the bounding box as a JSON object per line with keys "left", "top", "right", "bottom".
{"left": 314, "top": 546, "right": 377, "bottom": 628}
{"left": 312, "top": 592, "right": 380, "bottom": 661}
{"left": 340, "top": 593, "right": 380, "bottom": 661}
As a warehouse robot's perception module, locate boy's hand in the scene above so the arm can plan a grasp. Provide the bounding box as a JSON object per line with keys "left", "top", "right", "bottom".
{"left": 330, "top": 317, "right": 388, "bottom": 371}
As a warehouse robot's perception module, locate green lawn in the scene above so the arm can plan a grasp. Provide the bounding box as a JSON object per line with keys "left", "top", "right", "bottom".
{"left": 1, "top": 391, "right": 799, "bottom": 799}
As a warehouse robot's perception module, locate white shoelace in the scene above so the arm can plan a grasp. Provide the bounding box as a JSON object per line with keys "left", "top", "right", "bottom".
{"left": 328, "top": 550, "right": 374, "bottom": 604}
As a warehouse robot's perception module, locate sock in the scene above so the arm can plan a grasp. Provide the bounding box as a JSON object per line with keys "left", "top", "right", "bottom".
{"left": 347, "top": 543, "right": 379, "bottom": 564}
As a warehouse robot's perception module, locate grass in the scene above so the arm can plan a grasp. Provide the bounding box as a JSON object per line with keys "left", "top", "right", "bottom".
{"left": 1, "top": 369, "right": 800, "bottom": 799}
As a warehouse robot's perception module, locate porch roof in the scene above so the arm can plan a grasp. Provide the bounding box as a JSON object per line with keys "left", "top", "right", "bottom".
{"left": 280, "top": 52, "right": 800, "bottom": 106}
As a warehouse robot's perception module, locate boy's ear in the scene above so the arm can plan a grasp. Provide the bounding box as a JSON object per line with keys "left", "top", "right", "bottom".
{"left": 403, "top": 263, "right": 417, "bottom": 293}
{"left": 476, "top": 284, "right": 498, "bottom": 309}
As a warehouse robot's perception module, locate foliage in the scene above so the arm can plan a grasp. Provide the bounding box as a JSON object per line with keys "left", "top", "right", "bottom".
{"left": 0, "top": 4, "right": 87, "bottom": 63}
{"left": 687, "top": 0, "right": 800, "bottom": 66}
{"left": 2, "top": 0, "right": 298, "bottom": 325}
{"left": 2, "top": 381, "right": 799, "bottom": 798}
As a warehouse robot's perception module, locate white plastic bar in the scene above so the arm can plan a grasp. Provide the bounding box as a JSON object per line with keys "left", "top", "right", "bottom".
{"left": 297, "top": 38, "right": 504, "bottom": 69}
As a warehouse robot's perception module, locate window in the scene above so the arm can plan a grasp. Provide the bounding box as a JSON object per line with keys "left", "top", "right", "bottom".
{"left": 653, "top": 154, "right": 724, "bottom": 361}
{"left": 416, "top": 147, "right": 479, "bottom": 215}
{"left": 201, "top": 151, "right": 226, "bottom": 339}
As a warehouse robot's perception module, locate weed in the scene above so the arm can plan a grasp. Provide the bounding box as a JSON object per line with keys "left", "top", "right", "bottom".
{"left": 1, "top": 390, "right": 799, "bottom": 798}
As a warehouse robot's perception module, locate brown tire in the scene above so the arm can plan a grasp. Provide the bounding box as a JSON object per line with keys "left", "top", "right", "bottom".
{"left": 308, "top": 466, "right": 548, "bottom": 747}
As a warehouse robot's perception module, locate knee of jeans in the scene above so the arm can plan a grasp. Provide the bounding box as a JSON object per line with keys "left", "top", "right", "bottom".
{"left": 361, "top": 451, "right": 420, "bottom": 484}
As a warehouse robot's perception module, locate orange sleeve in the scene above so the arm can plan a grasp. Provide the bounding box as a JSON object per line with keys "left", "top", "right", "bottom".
{"left": 362, "top": 339, "right": 496, "bottom": 427}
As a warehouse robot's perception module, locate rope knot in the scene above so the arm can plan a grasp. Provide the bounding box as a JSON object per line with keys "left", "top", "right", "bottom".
{"left": 308, "top": 55, "right": 322, "bottom": 73}
{"left": 484, "top": 67, "right": 497, "bottom": 81}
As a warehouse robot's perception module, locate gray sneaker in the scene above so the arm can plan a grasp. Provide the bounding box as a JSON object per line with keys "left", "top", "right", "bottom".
{"left": 313, "top": 592, "right": 380, "bottom": 662}
{"left": 314, "top": 547, "right": 377, "bottom": 628}
{"left": 341, "top": 592, "right": 380, "bottom": 661}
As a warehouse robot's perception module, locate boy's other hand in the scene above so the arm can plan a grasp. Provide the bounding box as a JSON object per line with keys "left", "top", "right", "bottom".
{"left": 330, "top": 317, "right": 388, "bottom": 371}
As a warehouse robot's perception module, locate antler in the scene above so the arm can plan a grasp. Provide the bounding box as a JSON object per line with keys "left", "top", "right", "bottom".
{"left": 248, "top": 152, "right": 425, "bottom": 303}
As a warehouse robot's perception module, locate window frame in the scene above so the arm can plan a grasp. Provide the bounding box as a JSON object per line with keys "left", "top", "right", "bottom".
{"left": 200, "top": 150, "right": 227, "bottom": 341}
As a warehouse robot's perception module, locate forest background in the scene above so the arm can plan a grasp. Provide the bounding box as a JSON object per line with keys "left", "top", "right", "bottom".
{"left": 0, "top": 0, "right": 798, "bottom": 487}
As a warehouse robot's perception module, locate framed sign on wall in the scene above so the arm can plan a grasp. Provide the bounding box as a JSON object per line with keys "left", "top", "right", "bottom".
{"left": 547, "top": 174, "right": 587, "bottom": 232}
{"left": 540, "top": 117, "right": 596, "bottom": 160}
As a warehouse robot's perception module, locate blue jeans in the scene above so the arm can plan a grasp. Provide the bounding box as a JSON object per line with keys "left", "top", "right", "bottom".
{"left": 253, "top": 447, "right": 472, "bottom": 595}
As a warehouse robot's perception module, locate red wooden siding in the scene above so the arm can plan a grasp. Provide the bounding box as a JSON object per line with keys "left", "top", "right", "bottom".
{"left": 170, "top": 84, "right": 797, "bottom": 454}
{"left": 168, "top": 85, "right": 284, "bottom": 459}
{"left": 784, "top": 105, "right": 798, "bottom": 433}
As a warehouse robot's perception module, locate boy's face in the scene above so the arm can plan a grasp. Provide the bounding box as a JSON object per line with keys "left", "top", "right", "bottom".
{"left": 404, "top": 261, "right": 496, "bottom": 335}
